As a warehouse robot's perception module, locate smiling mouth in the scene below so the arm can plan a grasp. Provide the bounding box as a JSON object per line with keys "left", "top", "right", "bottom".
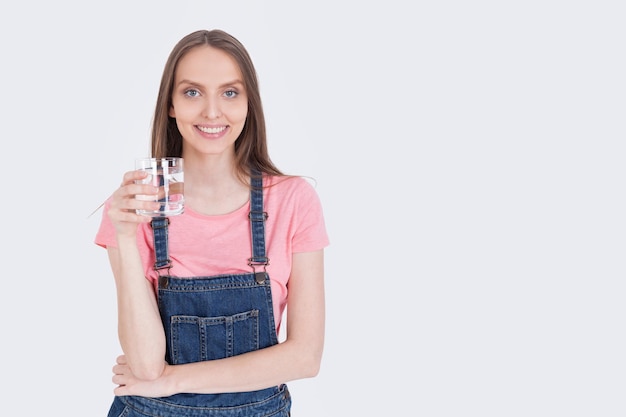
{"left": 197, "top": 126, "right": 226, "bottom": 134}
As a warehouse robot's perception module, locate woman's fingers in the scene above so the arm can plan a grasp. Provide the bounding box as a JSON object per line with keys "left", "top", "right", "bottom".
{"left": 108, "top": 171, "right": 160, "bottom": 224}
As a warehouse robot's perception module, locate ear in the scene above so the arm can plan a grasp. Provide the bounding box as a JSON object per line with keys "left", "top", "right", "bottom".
{"left": 169, "top": 105, "right": 175, "bottom": 118}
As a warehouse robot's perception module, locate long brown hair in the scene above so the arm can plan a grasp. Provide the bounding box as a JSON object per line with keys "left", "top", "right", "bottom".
{"left": 151, "top": 29, "right": 283, "bottom": 183}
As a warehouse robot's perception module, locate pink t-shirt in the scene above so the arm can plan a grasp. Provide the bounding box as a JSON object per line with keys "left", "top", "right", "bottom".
{"left": 95, "top": 175, "right": 329, "bottom": 333}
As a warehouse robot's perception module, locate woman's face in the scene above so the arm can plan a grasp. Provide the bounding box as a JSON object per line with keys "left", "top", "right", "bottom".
{"left": 169, "top": 45, "right": 248, "bottom": 159}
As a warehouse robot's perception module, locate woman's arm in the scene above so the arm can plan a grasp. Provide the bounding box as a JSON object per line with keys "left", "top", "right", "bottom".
{"left": 112, "top": 249, "right": 325, "bottom": 396}
{"left": 108, "top": 244, "right": 166, "bottom": 381}
{"left": 107, "top": 170, "right": 168, "bottom": 381}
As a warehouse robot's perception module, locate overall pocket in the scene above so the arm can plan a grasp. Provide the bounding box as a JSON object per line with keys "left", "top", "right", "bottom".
{"left": 169, "top": 309, "right": 260, "bottom": 364}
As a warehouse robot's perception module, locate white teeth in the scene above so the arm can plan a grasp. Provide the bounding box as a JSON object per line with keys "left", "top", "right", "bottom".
{"left": 198, "top": 126, "right": 226, "bottom": 134}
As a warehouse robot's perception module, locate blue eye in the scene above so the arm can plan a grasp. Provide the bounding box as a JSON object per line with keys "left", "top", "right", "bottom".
{"left": 224, "top": 90, "right": 238, "bottom": 98}
{"left": 184, "top": 89, "right": 200, "bottom": 98}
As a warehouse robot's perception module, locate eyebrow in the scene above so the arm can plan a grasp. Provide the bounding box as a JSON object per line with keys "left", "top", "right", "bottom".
{"left": 176, "top": 79, "right": 244, "bottom": 89}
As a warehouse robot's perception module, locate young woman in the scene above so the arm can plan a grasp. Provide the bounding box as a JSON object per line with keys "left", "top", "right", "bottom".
{"left": 95, "top": 29, "right": 329, "bottom": 416}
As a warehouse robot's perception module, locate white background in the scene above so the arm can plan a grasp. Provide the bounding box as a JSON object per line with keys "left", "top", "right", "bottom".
{"left": 1, "top": 1, "right": 624, "bottom": 415}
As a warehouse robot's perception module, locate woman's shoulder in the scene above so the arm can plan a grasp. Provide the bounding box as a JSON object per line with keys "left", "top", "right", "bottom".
{"left": 264, "top": 174, "right": 319, "bottom": 198}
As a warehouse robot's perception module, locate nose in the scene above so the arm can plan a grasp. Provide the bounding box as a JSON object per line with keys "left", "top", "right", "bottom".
{"left": 202, "top": 96, "right": 222, "bottom": 119}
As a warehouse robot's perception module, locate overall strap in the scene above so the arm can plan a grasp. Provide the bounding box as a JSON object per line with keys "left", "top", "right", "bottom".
{"left": 248, "top": 172, "right": 269, "bottom": 283}
{"left": 151, "top": 217, "right": 171, "bottom": 274}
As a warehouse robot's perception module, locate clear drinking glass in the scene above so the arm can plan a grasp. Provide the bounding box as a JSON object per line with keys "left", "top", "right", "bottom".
{"left": 135, "top": 157, "right": 184, "bottom": 217}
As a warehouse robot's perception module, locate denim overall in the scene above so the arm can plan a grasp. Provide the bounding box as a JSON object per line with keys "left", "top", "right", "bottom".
{"left": 107, "top": 174, "right": 291, "bottom": 417}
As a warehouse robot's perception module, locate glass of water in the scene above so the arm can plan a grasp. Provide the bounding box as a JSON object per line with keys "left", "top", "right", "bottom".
{"left": 135, "top": 157, "right": 184, "bottom": 217}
